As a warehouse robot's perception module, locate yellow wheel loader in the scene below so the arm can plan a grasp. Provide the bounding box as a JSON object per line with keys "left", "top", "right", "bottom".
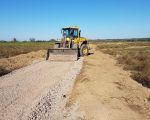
{"left": 46, "top": 26, "right": 90, "bottom": 61}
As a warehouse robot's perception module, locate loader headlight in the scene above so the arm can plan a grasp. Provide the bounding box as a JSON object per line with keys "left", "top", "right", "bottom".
{"left": 66, "top": 38, "right": 70, "bottom": 41}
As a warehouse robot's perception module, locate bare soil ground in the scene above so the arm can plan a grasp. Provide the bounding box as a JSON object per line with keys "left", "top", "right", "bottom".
{"left": 69, "top": 46, "right": 150, "bottom": 120}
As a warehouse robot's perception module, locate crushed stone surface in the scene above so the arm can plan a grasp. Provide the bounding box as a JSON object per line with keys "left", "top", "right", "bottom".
{"left": 0, "top": 58, "right": 83, "bottom": 120}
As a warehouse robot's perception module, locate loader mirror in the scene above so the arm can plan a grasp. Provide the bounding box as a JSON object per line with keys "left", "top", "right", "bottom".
{"left": 79, "top": 30, "right": 81, "bottom": 37}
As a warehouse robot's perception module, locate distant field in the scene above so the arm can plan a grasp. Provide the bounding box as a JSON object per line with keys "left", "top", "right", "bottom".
{"left": 97, "top": 41, "right": 150, "bottom": 88}
{"left": 0, "top": 42, "right": 53, "bottom": 59}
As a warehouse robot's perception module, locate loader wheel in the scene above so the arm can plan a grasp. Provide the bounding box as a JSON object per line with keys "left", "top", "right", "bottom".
{"left": 80, "top": 44, "right": 89, "bottom": 56}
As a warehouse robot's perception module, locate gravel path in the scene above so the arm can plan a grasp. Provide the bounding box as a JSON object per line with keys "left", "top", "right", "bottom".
{"left": 0, "top": 58, "right": 83, "bottom": 120}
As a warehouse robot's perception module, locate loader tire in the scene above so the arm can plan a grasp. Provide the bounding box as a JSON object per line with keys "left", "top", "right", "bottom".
{"left": 80, "top": 44, "right": 89, "bottom": 56}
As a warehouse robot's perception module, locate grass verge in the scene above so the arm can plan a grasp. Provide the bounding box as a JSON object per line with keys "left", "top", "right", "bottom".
{"left": 97, "top": 41, "right": 150, "bottom": 88}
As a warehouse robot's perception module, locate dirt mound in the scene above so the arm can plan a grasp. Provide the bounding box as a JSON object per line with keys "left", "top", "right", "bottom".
{"left": 0, "top": 50, "right": 46, "bottom": 76}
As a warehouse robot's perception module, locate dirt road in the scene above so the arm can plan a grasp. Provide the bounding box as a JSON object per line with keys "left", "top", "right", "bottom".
{"left": 0, "top": 59, "right": 83, "bottom": 120}
{"left": 69, "top": 47, "right": 150, "bottom": 120}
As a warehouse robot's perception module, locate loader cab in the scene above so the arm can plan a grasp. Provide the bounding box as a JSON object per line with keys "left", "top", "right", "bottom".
{"left": 61, "top": 27, "right": 80, "bottom": 39}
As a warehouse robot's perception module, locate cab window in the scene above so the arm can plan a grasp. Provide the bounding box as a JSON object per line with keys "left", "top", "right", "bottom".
{"left": 73, "top": 30, "right": 78, "bottom": 38}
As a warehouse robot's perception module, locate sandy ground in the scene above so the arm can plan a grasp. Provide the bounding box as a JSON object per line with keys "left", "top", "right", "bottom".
{"left": 69, "top": 46, "right": 150, "bottom": 120}
{"left": 0, "top": 58, "right": 83, "bottom": 120}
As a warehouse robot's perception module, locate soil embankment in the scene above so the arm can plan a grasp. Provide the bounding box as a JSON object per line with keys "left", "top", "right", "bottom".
{"left": 0, "top": 50, "right": 46, "bottom": 76}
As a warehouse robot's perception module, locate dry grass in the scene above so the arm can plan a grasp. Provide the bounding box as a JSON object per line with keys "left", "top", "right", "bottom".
{"left": 97, "top": 41, "right": 150, "bottom": 88}
{"left": 0, "top": 42, "right": 53, "bottom": 59}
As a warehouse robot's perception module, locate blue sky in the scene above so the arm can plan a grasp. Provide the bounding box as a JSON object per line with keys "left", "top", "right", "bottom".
{"left": 0, "top": 0, "right": 150, "bottom": 40}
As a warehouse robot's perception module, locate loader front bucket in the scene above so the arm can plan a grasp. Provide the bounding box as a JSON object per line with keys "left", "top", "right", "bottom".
{"left": 46, "top": 48, "right": 79, "bottom": 61}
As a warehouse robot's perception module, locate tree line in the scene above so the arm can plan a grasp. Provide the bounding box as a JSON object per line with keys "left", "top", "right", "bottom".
{"left": 0, "top": 38, "right": 57, "bottom": 42}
